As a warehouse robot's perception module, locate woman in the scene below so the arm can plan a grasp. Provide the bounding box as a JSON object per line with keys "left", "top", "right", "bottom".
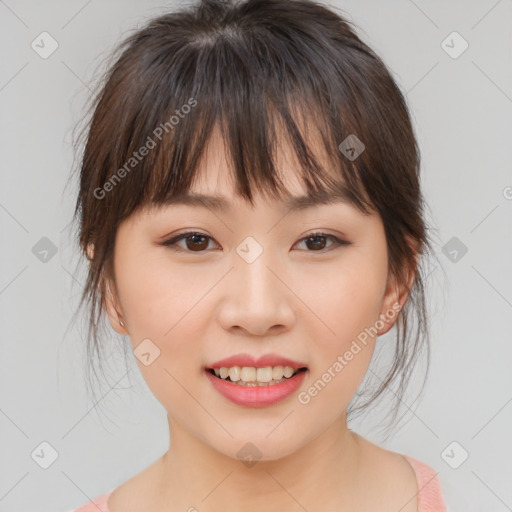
{"left": 68, "top": 0, "right": 447, "bottom": 509}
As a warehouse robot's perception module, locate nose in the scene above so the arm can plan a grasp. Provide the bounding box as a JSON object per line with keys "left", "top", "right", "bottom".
{"left": 217, "top": 249, "right": 296, "bottom": 337}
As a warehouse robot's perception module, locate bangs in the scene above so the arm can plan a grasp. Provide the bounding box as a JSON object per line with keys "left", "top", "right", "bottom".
{"left": 91, "top": 20, "right": 378, "bottom": 221}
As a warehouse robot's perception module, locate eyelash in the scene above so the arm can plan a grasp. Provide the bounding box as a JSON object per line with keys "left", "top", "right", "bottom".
{"left": 160, "top": 231, "right": 351, "bottom": 253}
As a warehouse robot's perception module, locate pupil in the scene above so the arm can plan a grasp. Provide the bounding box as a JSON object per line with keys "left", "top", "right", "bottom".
{"left": 187, "top": 234, "right": 207, "bottom": 251}
{"left": 307, "top": 236, "right": 326, "bottom": 250}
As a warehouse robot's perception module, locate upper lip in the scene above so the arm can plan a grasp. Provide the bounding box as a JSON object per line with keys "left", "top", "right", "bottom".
{"left": 205, "top": 353, "right": 308, "bottom": 370}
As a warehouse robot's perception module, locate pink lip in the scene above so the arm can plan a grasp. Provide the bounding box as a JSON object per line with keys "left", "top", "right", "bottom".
{"left": 206, "top": 353, "right": 308, "bottom": 370}
{"left": 204, "top": 368, "right": 307, "bottom": 407}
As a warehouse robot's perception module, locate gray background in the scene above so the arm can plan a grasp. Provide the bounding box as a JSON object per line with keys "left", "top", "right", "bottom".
{"left": 1, "top": 0, "right": 511, "bottom": 511}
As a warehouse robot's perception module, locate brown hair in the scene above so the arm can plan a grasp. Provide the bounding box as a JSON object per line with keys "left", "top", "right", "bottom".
{"left": 67, "top": 0, "right": 442, "bottom": 437}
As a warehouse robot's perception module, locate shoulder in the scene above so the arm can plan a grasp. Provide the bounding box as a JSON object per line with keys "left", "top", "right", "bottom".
{"left": 95, "top": 455, "right": 164, "bottom": 512}
{"left": 354, "top": 433, "right": 447, "bottom": 512}
{"left": 68, "top": 490, "right": 113, "bottom": 512}
{"left": 353, "top": 433, "right": 418, "bottom": 512}
{"left": 401, "top": 454, "right": 448, "bottom": 512}
{"left": 67, "top": 457, "right": 161, "bottom": 512}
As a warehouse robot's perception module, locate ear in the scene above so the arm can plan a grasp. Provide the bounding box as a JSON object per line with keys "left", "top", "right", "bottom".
{"left": 104, "top": 275, "right": 129, "bottom": 336}
{"left": 86, "top": 242, "right": 94, "bottom": 261}
{"left": 377, "top": 236, "right": 418, "bottom": 336}
{"left": 88, "top": 242, "right": 128, "bottom": 335}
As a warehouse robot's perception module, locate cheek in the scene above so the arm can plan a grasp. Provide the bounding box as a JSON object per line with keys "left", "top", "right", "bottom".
{"left": 115, "top": 251, "right": 212, "bottom": 340}
{"left": 301, "top": 254, "right": 387, "bottom": 347}
{"left": 117, "top": 256, "right": 211, "bottom": 410}
{"left": 113, "top": 253, "right": 216, "bottom": 404}
{"left": 297, "top": 250, "right": 387, "bottom": 404}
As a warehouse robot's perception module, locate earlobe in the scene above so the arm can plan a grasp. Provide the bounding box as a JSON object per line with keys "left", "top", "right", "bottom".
{"left": 378, "top": 237, "right": 418, "bottom": 336}
{"left": 89, "top": 244, "right": 128, "bottom": 335}
{"left": 377, "top": 278, "right": 403, "bottom": 337}
{"left": 104, "top": 278, "right": 128, "bottom": 335}
{"left": 86, "top": 242, "right": 94, "bottom": 261}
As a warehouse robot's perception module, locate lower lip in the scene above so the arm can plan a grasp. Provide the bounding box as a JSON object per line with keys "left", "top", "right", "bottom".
{"left": 204, "top": 369, "right": 307, "bottom": 407}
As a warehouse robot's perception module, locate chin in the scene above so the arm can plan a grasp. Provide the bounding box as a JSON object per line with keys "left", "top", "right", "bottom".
{"left": 209, "top": 431, "right": 303, "bottom": 465}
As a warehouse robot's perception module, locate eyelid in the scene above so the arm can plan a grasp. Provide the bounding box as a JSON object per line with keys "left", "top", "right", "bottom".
{"left": 159, "top": 229, "right": 352, "bottom": 253}
{"left": 160, "top": 230, "right": 218, "bottom": 252}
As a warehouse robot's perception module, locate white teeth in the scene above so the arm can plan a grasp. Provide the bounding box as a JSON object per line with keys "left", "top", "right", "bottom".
{"left": 256, "top": 367, "right": 273, "bottom": 382}
{"left": 283, "top": 366, "right": 295, "bottom": 378}
{"left": 272, "top": 366, "right": 284, "bottom": 380}
{"left": 211, "top": 365, "right": 302, "bottom": 385}
{"left": 228, "top": 366, "right": 241, "bottom": 381}
{"left": 241, "top": 366, "right": 256, "bottom": 382}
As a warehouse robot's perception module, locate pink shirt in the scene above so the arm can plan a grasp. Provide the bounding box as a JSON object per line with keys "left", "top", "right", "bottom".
{"left": 69, "top": 454, "right": 447, "bottom": 511}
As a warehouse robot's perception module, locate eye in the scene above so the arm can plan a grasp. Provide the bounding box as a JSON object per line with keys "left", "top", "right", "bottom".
{"left": 294, "top": 231, "right": 351, "bottom": 252}
{"left": 161, "top": 231, "right": 218, "bottom": 252}
{"left": 160, "top": 231, "right": 351, "bottom": 253}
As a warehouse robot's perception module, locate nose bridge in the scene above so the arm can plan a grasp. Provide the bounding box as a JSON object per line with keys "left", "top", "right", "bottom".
{"left": 235, "top": 237, "right": 280, "bottom": 308}
{"left": 220, "top": 236, "right": 294, "bottom": 334}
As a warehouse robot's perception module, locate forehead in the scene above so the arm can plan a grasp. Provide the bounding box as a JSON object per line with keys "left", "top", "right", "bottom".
{"left": 180, "top": 123, "right": 357, "bottom": 212}
{"left": 136, "top": 117, "right": 374, "bottom": 221}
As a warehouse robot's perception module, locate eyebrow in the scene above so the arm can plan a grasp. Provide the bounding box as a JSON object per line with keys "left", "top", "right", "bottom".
{"left": 163, "top": 189, "right": 355, "bottom": 212}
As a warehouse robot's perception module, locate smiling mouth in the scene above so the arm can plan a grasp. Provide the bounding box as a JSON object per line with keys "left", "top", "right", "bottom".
{"left": 206, "top": 366, "right": 308, "bottom": 386}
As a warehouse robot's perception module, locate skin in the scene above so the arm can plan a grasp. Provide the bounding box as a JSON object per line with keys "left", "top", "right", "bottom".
{"left": 97, "top": 126, "right": 419, "bottom": 512}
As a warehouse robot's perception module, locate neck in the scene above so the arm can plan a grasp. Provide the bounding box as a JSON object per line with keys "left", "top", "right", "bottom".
{"left": 155, "top": 413, "right": 362, "bottom": 512}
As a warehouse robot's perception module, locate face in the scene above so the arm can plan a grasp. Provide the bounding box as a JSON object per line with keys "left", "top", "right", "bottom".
{"left": 102, "top": 129, "right": 405, "bottom": 462}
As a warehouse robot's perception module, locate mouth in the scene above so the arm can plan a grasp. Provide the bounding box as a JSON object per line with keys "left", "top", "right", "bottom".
{"left": 205, "top": 365, "right": 308, "bottom": 387}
